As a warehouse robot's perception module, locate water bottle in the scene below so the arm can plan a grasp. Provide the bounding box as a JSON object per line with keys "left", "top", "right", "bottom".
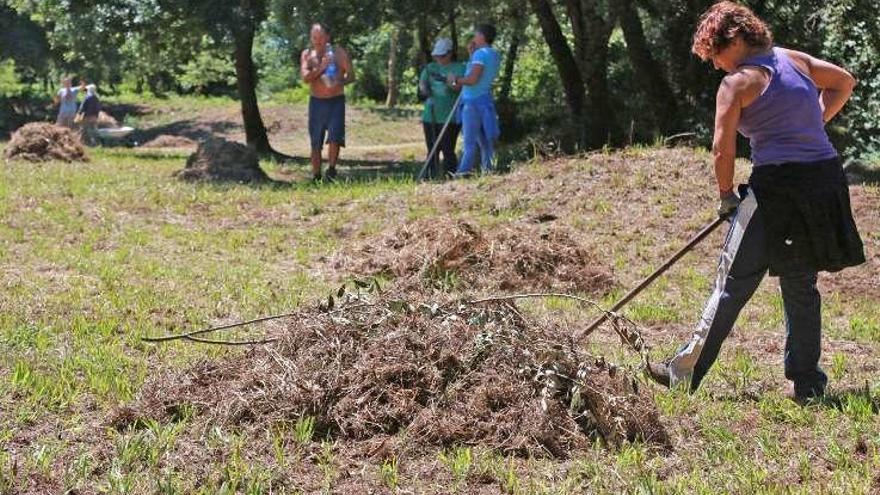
{"left": 322, "top": 44, "right": 338, "bottom": 87}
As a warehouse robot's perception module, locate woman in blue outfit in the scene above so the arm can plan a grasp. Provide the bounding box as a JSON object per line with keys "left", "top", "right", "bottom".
{"left": 448, "top": 24, "right": 501, "bottom": 176}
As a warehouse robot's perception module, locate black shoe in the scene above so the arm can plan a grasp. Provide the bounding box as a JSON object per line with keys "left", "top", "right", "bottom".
{"left": 645, "top": 361, "right": 671, "bottom": 388}
{"left": 325, "top": 167, "right": 338, "bottom": 181}
{"left": 787, "top": 384, "right": 825, "bottom": 405}
{"left": 449, "top": 171, "right": 473, "bottom": 180}
{"left": 311, "top": 174, "right": 322, "bottom": 183}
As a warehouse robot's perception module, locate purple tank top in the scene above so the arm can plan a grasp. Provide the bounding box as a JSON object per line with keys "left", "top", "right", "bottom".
{"left": 737, "top": 47, "right": 837, "bottom": 166}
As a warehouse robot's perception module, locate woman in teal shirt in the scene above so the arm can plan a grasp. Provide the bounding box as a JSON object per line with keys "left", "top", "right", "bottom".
{"left": 419, "top": 38, "right": 466, "bottom": 178}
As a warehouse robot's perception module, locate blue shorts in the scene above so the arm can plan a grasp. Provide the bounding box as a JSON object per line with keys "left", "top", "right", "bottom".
{"left": 308, "top": 95, "right": 345, "bottom": 150}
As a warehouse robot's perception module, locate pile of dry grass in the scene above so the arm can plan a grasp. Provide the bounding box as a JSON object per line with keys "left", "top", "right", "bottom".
{"left": 140, "top": 134, "right": 197, "bottom": 149}
{"left": 3, "top": 122, "right": 88, "bottom": 162}
{"left": 174, "top": 137, "right": 267, "bottom": 182}
{"left": 336, "top": 218, "right": 614, "bottom": 294}
{"left": 96, "top": 111, "right": 119, "bottom": 128}
{"left": 115, "top": 292, "right": 669, "bottom": 457}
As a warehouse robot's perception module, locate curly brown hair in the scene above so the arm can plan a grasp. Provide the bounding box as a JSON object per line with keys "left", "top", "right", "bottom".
{"left": 692, "top": 1, "right": 773, "bottom": 60}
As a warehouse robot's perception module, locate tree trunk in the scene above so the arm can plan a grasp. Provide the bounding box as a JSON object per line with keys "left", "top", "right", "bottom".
{"left": 417, "top": 14, "right": 431, "bottom": 66}
{"left": 580, "top": 2, "right": 617, "bottom": 147}
{"left": 385, "top": 27, "right": 400, "bottom": 108}
{"left": 616, "top": 0, "right": 679, "bottom": 134}
{"left": 528, "top": 0, "right": 588, "bottom": 146}
{"left": 650, "top": 0, "right": 716, "bottom": 110}
{"left": 497, "top": 22, "right": 523, "bottom": 103}
{"left": 563, "top": 0, "right": 586, "bottom": 66}
{"left": 233, "top": 16, "right": 272, "bottom": 154}
{"left": 449, "top": 7, "right": 458, "bottom": 61}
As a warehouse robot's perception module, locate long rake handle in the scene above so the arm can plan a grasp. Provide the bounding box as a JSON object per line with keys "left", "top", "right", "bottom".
{"left": 580, "top": 216, "right": 726, "bottom": 339}
{"left": 417, "top": 91, "right": 464, "bottom": 181}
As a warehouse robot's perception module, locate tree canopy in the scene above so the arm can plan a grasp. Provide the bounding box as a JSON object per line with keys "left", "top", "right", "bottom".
{"left": 2, "top": 0, "right": 878, "bottom": 156}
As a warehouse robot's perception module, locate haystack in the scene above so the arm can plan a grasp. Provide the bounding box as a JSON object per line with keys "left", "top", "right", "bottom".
{"left": 96, "top": 111, "right": 120, "bottom": 129}
{"left": 3, "top": 122, "right": 88, "bottom": 162}
{"left": 116, "top": 292, "right": 670, "bottom": 456}
{"left": 337, "top": 218, "right": 615, "bottom": 293}
{"left": 175, "top": 137, "right": 268, "bottom": 182}
{"left": 140, "top": 134, "right": 197, "bottom": 149}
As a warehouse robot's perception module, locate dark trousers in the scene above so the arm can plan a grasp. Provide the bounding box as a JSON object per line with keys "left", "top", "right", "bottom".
{"left": 669, "top": 190, "right": 827, "bottom": 397}
{"left": 422, "top": 121, "right": 460, "bottom": 179}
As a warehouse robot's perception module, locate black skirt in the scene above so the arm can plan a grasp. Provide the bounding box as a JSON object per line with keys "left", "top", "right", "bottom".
{"left": 749, "top": 157, "right": 866, "bottom": 276}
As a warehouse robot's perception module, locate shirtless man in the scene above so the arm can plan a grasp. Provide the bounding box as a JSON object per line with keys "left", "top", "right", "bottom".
{"left": 300, "top": 23, "right": 355, "bottom": 181}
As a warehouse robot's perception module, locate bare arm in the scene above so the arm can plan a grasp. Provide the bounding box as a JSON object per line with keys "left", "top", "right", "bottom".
{"left": 712, "top": 75, "right": 742, "bottom": 197}
{"left": 453, "top": 64, "right": 484, "bottom": 86}
{"left": 711, "top": 68, "right": 767, "bottom": 196}
{"left": 783, "top": 48, "right": 856, "bottom": 123}
{"left": 338, "top": 47, "right": 355, "bottom": 85}
{"left": 300, "top": 49, "right": 327, "bottom": 83}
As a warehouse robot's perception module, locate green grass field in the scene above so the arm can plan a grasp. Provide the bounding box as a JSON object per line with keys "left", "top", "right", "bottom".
{"left": 1, "top": 103, "right": 879, "bottom": 493}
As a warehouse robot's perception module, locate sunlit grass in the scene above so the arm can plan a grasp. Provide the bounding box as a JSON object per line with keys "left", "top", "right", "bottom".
{"left": 1, "top": 134, "right": 878, "bottom": 493}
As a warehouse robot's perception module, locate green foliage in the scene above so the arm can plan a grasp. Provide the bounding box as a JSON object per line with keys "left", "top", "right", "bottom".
{"left": 0, "top": 3, "right": 50, "bottom": 80}
{"left": 349, "top": 24, "right": 396, "bottom": 102}
{"left": 438, "top": 446, "right": 473, "bottom": 485}
{"left": 254, "top": 15, "right": 299, "bottom": 96}
{"left": 379, "top": 457, "right": 399, "bottom": 490}
{"left": 177, "top": 37, "right": 236, "bottom": 95}
{"left": 293, "top": 415, "right": 315, "bottom": 446}
{"left": 0, "top": 60, "right": 24, "bottom": 98}
{"left": 270, "top": 84, "right": 311, "bottom": 104}
{"left": 819, "top": 0, "right": 880, "bottom": 154}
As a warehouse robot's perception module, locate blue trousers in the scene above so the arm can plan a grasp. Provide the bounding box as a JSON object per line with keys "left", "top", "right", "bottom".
{"left": 456, "top": 102, "right": 493, "bottom": 174}
{"left": 669, "top": 190, "right": 827, "bottom": 397}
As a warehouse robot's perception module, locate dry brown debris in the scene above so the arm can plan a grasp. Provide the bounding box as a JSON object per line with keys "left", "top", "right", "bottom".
{"left": 140, "top": 134, "right": 197, "bottom": 149}
{"left": 3, "top": 122, "right": 88, "bottom": 162}
{"left": 174, "top": 137, "right": 268, "bottom": 182}
{"left": 336, "top": 218, "right": 614, "bottom": 294}
{"left": 96, "top": 111, "right": 120, "bottom": 128}
{"left": 117, "top": 292, "right": 669, "bottom": 457}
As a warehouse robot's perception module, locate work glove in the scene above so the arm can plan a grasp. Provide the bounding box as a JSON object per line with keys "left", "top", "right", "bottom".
{"left": 717, "top": 190, "right": 741, "bottom": 220}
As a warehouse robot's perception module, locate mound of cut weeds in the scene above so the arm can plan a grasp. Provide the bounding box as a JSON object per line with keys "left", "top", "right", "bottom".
{"left": 96, "top": 111, "right": 120, "bottom": 128}
{"left": 117, "top": 292, "right": 669, "bottom": 457}
{"left": 140, "top": 134, "right": 197, "bottom": 149}
{"left": 3, "top": 122, "right": 88, "bottom": 162}
{"left": 335, "top": 218, "right": 614, "bottom": 293}
{"left": 175, "top": 137, "right": 267, "bottom": 182}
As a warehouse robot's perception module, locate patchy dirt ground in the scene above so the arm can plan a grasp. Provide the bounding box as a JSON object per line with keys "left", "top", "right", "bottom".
{"left": 120, "top": 100, "right": 425, "bottom": 164}
{"left": 821, "top": 185, "right": 880, "bottom": 298}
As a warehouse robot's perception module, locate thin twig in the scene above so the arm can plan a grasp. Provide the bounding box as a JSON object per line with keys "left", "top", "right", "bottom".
{"left": 467, "top": 292, "right": 614, "bottom": 321}
{"left": 466, "top": 292, "right": 647, "bottom": 355}
{"left": 142, "top": 311, "right": 299, "bottom": 343}
{"left": 181, "top": 335, "right": 279, "bottom": 346}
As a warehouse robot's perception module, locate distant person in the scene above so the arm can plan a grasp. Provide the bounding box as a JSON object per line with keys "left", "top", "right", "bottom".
{"left": 78, "top": 84, "right": 101, "bottom": 146}
{"left": 447, "top": 24, "right": 501, "bottom": 177}
{"left": 54, "top": 77, "right": 85, "bottom": 128}
{"left": 646, "top": 2, "right": 864, "bottom": 402}
{"left": 419, "top": 38, "right": 466, "bottom": 178}
{"left": 300, "top": 23, "right": 354, "bottom": 182}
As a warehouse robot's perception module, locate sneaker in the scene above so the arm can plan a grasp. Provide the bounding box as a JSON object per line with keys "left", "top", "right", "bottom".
{"left": 645, "top": 361, "right": 671, "bottom": 388}
{"left": 311, "top": 174, "right": 322, "bottom": 183}
{"left": 325, "top": 167, "right": 338, "bottom": 181}
{"left": 449, "top": 171, "right": 473, "bottom": 180}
